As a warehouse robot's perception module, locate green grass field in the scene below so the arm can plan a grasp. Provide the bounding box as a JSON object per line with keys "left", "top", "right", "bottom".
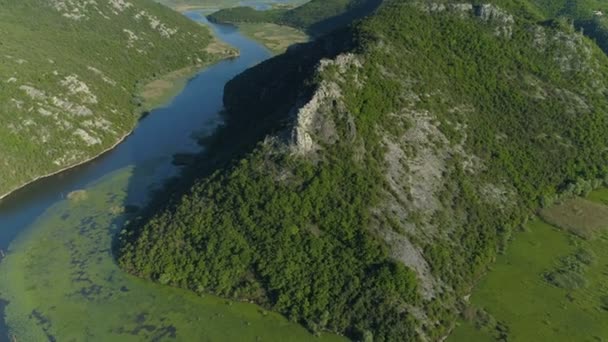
{"left": 237, "top": 22, "right": 309, "bottom": 54}
{"left": 0, "top": 166, "right": 345, "bottom": 341}
{"left": 449, "top": 189, "right": 608, "bottom": 342}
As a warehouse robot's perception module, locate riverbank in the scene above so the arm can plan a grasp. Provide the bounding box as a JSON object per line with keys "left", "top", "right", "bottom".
{"left": 140, "top": 41, "right": 238, "bottom": 110}
{"left": 141, "top": 66, "right": 200, "bottom": 110}
{"left": 0, "top": 167, "right": 345, "bottom": 341}
{"left": 0, "top": 39, "right": 237, "bottom": 203}
{"left": 0, "top": 131, "right": 131, "bottom": 203}
{"left": 0, "top": 13, "right": 341, "bottom": 340}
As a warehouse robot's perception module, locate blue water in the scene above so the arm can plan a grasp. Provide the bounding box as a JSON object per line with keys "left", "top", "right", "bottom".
{"left": 239, "top": 0, "right": 303, "bottom": 11}
{"left": 0, "top": 13, "right": 271, "bottom": 249}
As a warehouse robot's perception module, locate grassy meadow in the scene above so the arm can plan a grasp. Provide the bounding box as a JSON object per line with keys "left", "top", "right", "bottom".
{"left": 450, "top": 189, "right": 608, "bottom": 342}
{"left": 237, "top": 22, "right": 309, "bottom": 54}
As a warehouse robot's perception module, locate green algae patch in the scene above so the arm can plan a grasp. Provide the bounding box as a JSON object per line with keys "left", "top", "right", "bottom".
{"left": 0, "top": 167, "right": 344, "bottom": 341}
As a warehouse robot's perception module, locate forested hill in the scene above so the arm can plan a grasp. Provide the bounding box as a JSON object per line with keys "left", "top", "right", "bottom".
{"left": 0, "top": 0, "right": 225, "bottom": 198}
{"left": 207, "top": 0, "right": 383, "bottom": 35}
{"left": 119, "top": 0, "right": 608, "bottom": 340}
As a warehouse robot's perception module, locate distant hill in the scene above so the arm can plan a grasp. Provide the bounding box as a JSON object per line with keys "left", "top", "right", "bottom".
{"left": 208, "top": 0, "right": 383, "bottom": 35}
{"left": 531, "top": 0, "right": 608, "bottom": 54}
{"left": 477, "top": 0, "right": 608, "bottom": 53}
{"left": 156, "top": 0, "right": 250, "bottom": 11}
{"left": 0, "top": 0, "right": 227, "bottom": 198}
{"left": 119, "top": 0, "right": 608, "bottom": 340}
{"left": 155, "top": 0, "right": 310, "bottom": 12}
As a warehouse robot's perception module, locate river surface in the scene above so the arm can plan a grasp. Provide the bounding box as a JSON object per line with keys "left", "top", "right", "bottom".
{"left": 0, "top": 12, "right": 268, "bottom": 247}
{"left": 0, "top": 12, "right": 342, "bottom": 342}
{"left": 239, "top": 0, "right": 306, "bottom": 10}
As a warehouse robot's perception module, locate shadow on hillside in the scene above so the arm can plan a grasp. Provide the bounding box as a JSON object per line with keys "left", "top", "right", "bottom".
{"left": 577, "top": 19, "right": 608, "bottom": 55}
{"left": 308, "top": 0, "right": 383, "bottom": 36}
{"left": 112, "top": 26, "right": 356, "bottom": 276}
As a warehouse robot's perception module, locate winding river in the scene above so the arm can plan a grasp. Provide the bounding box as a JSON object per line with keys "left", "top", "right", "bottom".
{"left": 0, "top": 12, "right": 342, "bottom": 342}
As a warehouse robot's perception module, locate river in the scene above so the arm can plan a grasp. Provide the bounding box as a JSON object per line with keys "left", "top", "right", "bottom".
{"left": 0, "top": 12, "right": 342, "bottom": 342}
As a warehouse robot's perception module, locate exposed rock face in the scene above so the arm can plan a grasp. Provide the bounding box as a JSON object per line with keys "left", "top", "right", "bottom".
{"left": 530, "top": 24, "right": 600, "bottom": 84}
{"left": 283, "top": 6, "right": 530, "bottom": 309}
{"left": 418, "top": 3, "right": 514, "bottom": 37}
{"left": 377, "top": 105, "right": 489, "bottom": 299}
{"left": 289, "top": 53, "right": 362, "bottom": 154}
{"left": 50, "top": 0, "right": 179, "bottom": 39}
{"left": 289, "top": 82, "right": 339, "bottom": 154}
{"left": 284, "top": 4, "right": 605, "bottom": 316}
{"left": 476, "top": 4, "right": 514, "bottom": 38}
{"left": 551, "top": 31, "right": 594, "bottom": 73}
{"left": 418, "top": 2, "right": 473, "bottom": 15}
{"left": 50, "top": 0, "right": 97, "bottom": 20}
{"left": 61, "top": 75, "right": 98, "bottom": 104}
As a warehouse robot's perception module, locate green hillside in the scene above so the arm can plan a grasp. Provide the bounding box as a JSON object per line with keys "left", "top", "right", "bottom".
{"left": 208, "top": 0, "right": 383, "bottom": 35}
{"left": 0, "top": 0, "right": 228, "bottom": 198}
{"left": 119, "top": 0, "right": 608, "bottom": 340}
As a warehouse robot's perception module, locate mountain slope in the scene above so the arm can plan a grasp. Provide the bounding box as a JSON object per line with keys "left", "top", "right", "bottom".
{"left": 0, "top": 0, "right": 227, "bottom": 198}
{"left": 118, "top": 0, "right": 608, "bottom": 340}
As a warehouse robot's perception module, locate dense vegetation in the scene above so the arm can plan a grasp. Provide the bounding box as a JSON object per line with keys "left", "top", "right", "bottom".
{"left": 120, "top": 0, "right": 608, "bottom": 340}
{"left": 208, "top": 0, "right": 383, "bottom": 35}
{"left": 0, "top": 0, "right": 223, "bottom": 198}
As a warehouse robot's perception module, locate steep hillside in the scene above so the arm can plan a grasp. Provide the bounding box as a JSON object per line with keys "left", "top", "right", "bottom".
{"left": 522, "top": 0, "right": 608, "bottom": 53}
{"left": 208, "top": 0, "right": 383, "bottom": 35}
{"left": 118, "top": 0, "right": 608, "bottom": 340}
{"left": 0, "top": 0, "right": 229, "bottom": 198}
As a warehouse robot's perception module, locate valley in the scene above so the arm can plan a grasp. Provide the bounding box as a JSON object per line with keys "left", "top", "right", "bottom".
{"left": 118, "top": 1, "right": 608, "bottom": 340}
{"left": 0, "top": 168, "right": 343, "bottom": 341}
{"left": 0, "top": 0, "right": 232, "bottom": 201}
{"left": 0, "top": 10, "right": 341, "bottom": 340}
{"left": 158, "top": 0, "right": 311, "bottom": 56}
{"left": 1, "top": 0, "right": 608, "bottom": 341}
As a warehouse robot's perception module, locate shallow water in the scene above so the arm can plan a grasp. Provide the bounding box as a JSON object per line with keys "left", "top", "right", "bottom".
{"left": 0, "top": 12, "right": 343, "bottom": 342}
